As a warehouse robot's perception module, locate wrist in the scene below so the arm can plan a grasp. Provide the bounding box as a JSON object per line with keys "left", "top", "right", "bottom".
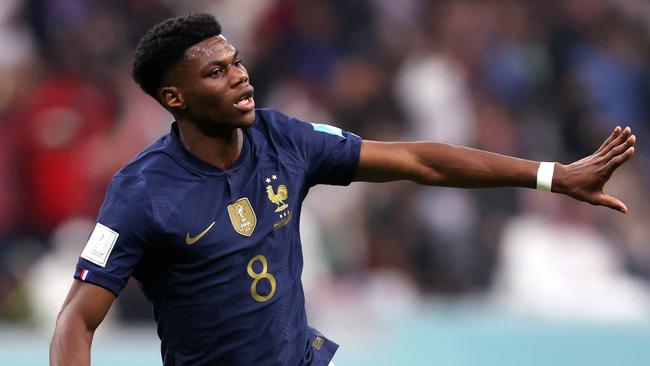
{"left": 548, "top": 163, "right": 569, "bottom": 194}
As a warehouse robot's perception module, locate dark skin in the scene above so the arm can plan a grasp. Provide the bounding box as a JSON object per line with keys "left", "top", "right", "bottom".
{"left": 50, "top": 35, "right": 637, "bottom": 365}
{"left": 160, "top": 34, "right": 256, "bottom": 170}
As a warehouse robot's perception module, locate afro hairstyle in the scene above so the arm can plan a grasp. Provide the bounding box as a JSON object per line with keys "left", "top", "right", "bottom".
{"left": 132, "top": 14, "right": 222, "bottom": 100}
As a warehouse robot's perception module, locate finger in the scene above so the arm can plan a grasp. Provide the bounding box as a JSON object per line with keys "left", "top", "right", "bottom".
{"left": 605, "top": 146, "right": 635, "bottom": 173}
{"left": 601, "top": 126, "right": 632, "bottom": 156}
{"left": 596, "top": 193, "right": 628, "bottom": 214}
{"left": 605, "top": 134, "right": 636, "bottom": 160}
{"left": 595, "top": 126, "right": 621, "bottom": 154}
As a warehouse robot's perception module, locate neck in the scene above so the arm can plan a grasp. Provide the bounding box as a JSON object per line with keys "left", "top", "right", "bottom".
{"left": 176, "top": 120, "right": 243, "bottom": 170}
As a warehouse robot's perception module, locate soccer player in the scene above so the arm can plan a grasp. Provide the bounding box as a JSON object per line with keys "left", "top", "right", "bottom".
{"left": 50, "top": 14, "right": 636, "bottom": 366}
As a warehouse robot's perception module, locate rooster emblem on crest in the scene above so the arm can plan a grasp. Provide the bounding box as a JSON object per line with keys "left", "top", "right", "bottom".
{"left": 266, "top": 185, "right": 288, "bottom": 212}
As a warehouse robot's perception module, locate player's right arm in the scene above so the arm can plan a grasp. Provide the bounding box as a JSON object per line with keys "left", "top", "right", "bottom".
{"left": 49, "top": 174, "right": 151, "bottom": 365}
{"left": 50, "top": 280, "right": 116, "bottom": 366}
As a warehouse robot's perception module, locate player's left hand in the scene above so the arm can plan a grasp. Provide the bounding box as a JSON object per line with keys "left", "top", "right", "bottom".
{"left": 553, "top": 126, "right": 636, "bottom": 213}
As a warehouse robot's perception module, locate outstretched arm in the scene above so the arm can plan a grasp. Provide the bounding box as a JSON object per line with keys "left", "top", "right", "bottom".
{"left": 50, "top": 280, "right": 116, "bottom": 366}
{"left": 354, "top": 126, "right": 636, "bottom": 213}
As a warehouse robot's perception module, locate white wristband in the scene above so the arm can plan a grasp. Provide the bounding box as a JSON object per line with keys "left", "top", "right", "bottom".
{"left": 536, "top": 162, "right": 555, "bottom": 192}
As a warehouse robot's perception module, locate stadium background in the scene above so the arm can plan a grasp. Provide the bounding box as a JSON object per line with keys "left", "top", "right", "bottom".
{"left": 1, "top": 0, "right": 650, "bottom": 365}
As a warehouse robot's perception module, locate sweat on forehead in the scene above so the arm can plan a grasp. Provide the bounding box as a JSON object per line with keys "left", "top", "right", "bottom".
{"left": 185, "top": 34, "right": 234, "bottom": 61}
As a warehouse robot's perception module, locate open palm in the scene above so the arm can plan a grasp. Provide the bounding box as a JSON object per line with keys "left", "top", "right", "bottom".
{"left": 554, "top": 126, "right": 636, "bottom": 213}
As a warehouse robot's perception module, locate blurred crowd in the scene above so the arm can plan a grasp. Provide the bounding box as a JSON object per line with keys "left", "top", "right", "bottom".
{"left": 1, "top": 0, "right": 649, "bottom": 328}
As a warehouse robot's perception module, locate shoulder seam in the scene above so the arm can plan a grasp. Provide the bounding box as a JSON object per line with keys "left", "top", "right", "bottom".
{"left": 110, "top": 173, "right": 161, "bottom": 239}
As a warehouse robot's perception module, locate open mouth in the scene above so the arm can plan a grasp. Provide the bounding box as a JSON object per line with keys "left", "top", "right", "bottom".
{"left": 234, "top": 90, "right": 255, "bottom": 112}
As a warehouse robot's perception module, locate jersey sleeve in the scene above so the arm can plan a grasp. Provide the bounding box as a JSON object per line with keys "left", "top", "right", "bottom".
{"left": 74, "top": 175, "right": 154, "bottom": 296}
{"left": 262, "top": 109, "right": 362, "bottom": 187}
{"left": 304, "top": 120, "right": 362, "bottom": 186}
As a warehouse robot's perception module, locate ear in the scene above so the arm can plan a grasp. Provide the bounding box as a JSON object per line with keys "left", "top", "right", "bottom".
{"left": 160, "top": 86, "right": 186, "bottom": 110}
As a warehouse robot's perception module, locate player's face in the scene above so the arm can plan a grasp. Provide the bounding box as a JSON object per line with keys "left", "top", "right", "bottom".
{"left": 175, "top": 35, "right": 256, "bottom": 129}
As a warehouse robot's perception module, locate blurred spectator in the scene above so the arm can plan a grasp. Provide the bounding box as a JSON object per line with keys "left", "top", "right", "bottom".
{"left": 1, "top": 0, "right": 649, "bottom": 325}
{"left": 18, "top": 76, "right": 115, "bottom": 237}
{"left": 493, "top": 195, "right": 650, "bottom": 322}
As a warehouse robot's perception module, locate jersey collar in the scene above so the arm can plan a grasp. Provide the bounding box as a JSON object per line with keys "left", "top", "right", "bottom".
{"left": 167, "top": 122, "right": 252, "bottom": 176}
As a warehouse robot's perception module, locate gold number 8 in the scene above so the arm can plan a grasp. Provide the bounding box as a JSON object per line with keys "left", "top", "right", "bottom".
{"left": 246, "top": 255, "right": 277, "bottom": 302}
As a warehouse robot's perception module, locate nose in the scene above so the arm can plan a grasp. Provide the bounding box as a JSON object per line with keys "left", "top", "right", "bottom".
{"left": 229, "top": 64, "right": 248, "bottom": 87}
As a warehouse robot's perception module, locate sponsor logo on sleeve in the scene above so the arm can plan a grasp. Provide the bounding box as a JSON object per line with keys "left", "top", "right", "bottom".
{"left": 80, "top": 223, "right": 119, "bottom": 267}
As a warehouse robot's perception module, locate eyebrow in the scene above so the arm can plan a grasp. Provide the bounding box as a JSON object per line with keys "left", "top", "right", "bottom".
{"left": 205, "top": 50, "right": 240, "bottom": 68}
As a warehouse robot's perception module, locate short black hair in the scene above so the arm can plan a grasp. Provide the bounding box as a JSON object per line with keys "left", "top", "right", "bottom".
{"left": 132, "top": 14, "right": 222, "bottom": 100}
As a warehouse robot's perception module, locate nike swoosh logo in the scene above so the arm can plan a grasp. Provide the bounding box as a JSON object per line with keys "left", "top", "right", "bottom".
{"left": 186, "top": 221, "right": 216, "bottom": 245}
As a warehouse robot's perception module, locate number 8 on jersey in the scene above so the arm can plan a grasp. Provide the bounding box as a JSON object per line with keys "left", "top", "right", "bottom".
{"left": 247, "top": 255, "right": 277, "bottom": 302}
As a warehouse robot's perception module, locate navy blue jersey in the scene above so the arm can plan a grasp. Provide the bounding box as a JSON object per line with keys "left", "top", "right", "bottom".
{"left": 74, "top": 108, "right": 361, "bottom": 366}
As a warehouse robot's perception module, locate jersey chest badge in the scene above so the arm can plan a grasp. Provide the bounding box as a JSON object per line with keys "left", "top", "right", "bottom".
{"left": 227, "top": 197, "right": 257, "bottom": 236}
{"left": 265, "top": 173, "right": 292, "bottom": 230}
